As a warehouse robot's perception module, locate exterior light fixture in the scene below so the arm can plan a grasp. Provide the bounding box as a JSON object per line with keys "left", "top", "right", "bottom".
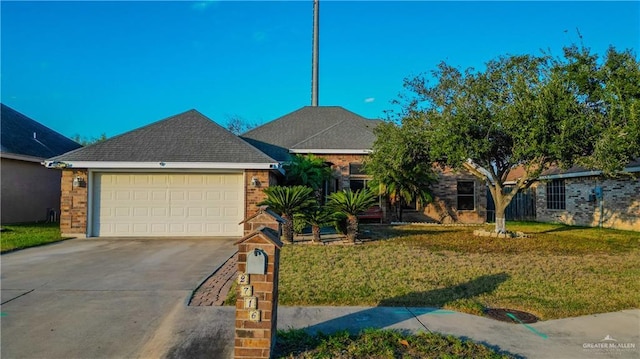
{"left": 72, "top": 176, "right": 84, "bottom": 188}
{"left": 251, "top": 176, "right": 260, "bottom": 188}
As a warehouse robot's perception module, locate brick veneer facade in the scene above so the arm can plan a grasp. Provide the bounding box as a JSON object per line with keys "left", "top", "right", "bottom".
{"left": 316, "top": 154, "right": 487, "bottom": 224}
{"left": 60, "top": 169, "right": 89, "bottom": 237}
{"left": 320, "top": 153, "right": 369, "bottom": 191}
{"left": 535, "top": 175, "right": 640, "bottom": 231}
{"left": 234, "top": 228, "right": 281, "bottom": 359}
{"left": 420, "top": 167, "right": 487, "bottom": 224}
{"left": 245, "top": 170, "right": 280, "bottom": 225}
{"left": 59, "top": 169, "right": 280, "bottom": 237}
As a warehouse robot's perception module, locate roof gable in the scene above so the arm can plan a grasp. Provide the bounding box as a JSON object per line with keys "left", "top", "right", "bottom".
{"left": 50, "top": 109, "right": 276, "bottom": 164}
{"left": 1, "top": 104, "right": 81, "bottom": 159}
{"left": 241, "top": 106, "right": 380, "bottom": 161}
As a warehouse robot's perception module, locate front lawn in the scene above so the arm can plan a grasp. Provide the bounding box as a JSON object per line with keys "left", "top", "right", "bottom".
{"left": 274, "top": 328, "right": 512, "bottom": 358}
{"left": 277, "top": 222, "right": 640, "bottom": 320}
{"left": 1, "top": 222, "right": 67, "bottom": 253}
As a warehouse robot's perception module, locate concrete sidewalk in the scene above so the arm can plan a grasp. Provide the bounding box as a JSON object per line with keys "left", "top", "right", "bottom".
{"left": 161, "top": 306, "right": 639, "bottom": 359}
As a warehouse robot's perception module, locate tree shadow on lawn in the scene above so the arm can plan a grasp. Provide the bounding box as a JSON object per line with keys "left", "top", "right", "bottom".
{"left": 289, "top": 273, "right": 518, "bottom": 357}
{"left": 303, "top": 273, "right": 509, "bottom": 333}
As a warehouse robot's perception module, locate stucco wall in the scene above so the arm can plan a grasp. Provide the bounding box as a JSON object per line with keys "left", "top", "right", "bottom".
{"left": 535, "top": 175, "right": 640, "bottom": 231}
{"left": 1, "top": 158, "right": 62, "bottom": 224}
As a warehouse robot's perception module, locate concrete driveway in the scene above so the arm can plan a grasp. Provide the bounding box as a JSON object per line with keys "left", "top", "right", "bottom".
{"left": 1, "top": 237, "right": 238, "bottom": 359}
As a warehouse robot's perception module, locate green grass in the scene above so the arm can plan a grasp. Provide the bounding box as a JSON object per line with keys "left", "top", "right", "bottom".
{"left": 275, "top": 222, "right": 640, "bottom": 320}
{"left": 0, "top": 223, "right": 67, "bottom": 253}
{"left": 274, "top": 328, "right": 513, "bottom": 358}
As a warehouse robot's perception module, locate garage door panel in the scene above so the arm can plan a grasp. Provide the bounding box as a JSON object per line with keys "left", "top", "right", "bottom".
{"left": 93, "top": 173, "right": 244, "bottom": 237}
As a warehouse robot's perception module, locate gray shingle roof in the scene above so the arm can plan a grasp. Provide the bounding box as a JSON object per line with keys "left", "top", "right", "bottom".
{"left": 1, "top": 104, "right": 81, "bottom": 159}
{"left": 241, "top": 106, "right": 381, "bottom": 161}
{"left": 50, "top": 109, "right": 276, "bottom": 164}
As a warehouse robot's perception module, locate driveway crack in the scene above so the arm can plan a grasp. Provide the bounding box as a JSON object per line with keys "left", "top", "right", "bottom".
{"left": 1, "top": 289, "right": 35, "bottom": 305}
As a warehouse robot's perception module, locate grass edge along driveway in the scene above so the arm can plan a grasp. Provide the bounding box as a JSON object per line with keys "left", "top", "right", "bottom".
{"left": 1, "top": 222, "right": 68, "bottom": 253}
{"left": 276, "top": 222, "right": 640, "bottom": 320}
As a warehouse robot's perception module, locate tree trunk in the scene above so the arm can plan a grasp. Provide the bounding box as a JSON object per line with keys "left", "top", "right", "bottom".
{"left": 346, "top": 215, "right": 358, "bottom": 243}
{"left": 282, "top": 214, "right": 294, "bottom": 243}
{"left": 495, "top": 205, "right": 507, "bottom": 233}
{"left": 311, "top": 224, "right": 321, "bottom": 243}
{"left": 490, "top": 185, "right": 509, "bottom": 233}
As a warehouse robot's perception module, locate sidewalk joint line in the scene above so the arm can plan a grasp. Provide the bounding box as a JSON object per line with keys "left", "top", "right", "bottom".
{"left": 405, "top": 307, "right": 432, "bottom": 333}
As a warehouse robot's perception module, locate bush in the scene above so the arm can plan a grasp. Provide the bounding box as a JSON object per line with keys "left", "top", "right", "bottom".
{"left": 293, "top": 216, "right": 308, "bottom": 234}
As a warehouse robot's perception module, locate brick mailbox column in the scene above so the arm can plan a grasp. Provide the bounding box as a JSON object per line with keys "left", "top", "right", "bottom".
{"left": 234, "top": 226, "right": 283, "bottom": 359}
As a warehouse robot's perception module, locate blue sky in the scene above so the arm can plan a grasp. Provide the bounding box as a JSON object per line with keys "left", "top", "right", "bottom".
{"left": 1, "top": 1, "right": 638, "bottom": 139}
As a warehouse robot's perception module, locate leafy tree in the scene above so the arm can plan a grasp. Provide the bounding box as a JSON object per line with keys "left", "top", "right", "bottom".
{"left": 556, "top": 45, "right": 640, "bottom": 174}
{"left": 226, "top": 115, "right": 258, "bottom": 135}
{"left": 258, "top": 186, "right": 315, "bottom": 243}
{"left": 295, "top": 206, "right": 335, "bottom": 243}
{"left": 365, "top": 116, "right": 436, "bottom": 221}
{"left": 327, "top": 189, "right": 377, "bottom": 243}
{"left": 396, "top": 46, "right": 639, "bottom": 233}
{"left": 71, "top": 133, "right": 107, "bottom": 146}
{"left": 283, "top": 154, "right": 332, "bottom": 190}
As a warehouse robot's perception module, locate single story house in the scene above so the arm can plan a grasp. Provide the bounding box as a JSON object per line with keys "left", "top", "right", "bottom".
{"left": 45, "top": 110, "right": 281, "bottom": 238}
{"left": 1, "top": 104, "right": 81, "bottom": 224}
{"left": 534, "top": 161, "right": 640, "bottom": 231}
{"left": 47, "top": 106, "right": 487, "bottom": 238}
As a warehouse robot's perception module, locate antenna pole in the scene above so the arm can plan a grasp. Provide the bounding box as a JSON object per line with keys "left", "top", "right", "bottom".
{"left": 311, "top": 0, "right": 319, "bottom": 106}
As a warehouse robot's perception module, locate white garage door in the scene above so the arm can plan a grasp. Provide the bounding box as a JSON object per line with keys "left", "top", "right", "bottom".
{"left": 92, "top": 173, "right": 244, "bottom": 237}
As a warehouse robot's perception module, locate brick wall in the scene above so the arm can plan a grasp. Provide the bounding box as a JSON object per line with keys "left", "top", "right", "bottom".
{"left": 60, "top": 169, "right": 88, "bottom": 237}
{"left": 421, "top": 167, "right": 487, "bottom": 224}
{"left": 245, "top": 170, "right": 280, "bottom": 222}
{"left": 235, "top": 233, "right": 280, "bottom": 359}
{"left": 535, "top": 175, "right": 640, "bottom": 231}
{"left": 320, "top": 154, "right": 368, "bottom": 191}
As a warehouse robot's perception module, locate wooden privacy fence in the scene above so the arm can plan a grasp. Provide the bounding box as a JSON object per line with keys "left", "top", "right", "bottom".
{"left": 486, "top": 187, "right": 536, "bottom": 222}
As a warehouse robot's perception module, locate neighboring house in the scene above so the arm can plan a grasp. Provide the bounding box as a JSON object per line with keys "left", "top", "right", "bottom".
{"left": 44, "top": 110, "right": 281, "bottom": 238}
{"left": 533, "top": 161, "right": 640, "bottom": 231}
{"left": 1, "top": 104, "right": 81, "bottom": 224}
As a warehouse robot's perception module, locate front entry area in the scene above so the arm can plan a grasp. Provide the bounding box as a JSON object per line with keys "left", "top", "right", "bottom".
{"left": 91, "top": 172, "right": 244, "bottom": 237}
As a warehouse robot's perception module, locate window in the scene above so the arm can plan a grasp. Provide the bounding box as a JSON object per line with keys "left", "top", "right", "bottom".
{"left": 349, "top": 163, "right": 366, "bottom": 176}
{"left": 349, "top": 179, "right": 368, "bottom": 192}
{"left": 546, "top": 179, "right": 566, "bottom": 210}
{"left": 349, "top": 162, "right": 370, "bottom": 192}
{"left": 457, "top": 181, "right": 475, "bottom": 210}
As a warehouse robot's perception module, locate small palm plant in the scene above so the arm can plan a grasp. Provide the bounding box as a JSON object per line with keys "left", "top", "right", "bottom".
{"left": 327, "top": 189, "right": 378, "bottom": 243}
{"left": 296, "top": 206, "right": 335, "bottom": 244}
{"left": 258, "top": 185, "right": 315, "bottom": 243}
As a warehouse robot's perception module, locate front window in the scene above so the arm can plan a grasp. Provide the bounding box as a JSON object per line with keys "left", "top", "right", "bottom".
{"left": 457, "top": 181, "right": 475, "bottom": 210}
{"left": 349, "top": 179, "right": 368, "bottom": 192}
{"left": 546, "top": 179, "right": 566, "bottom": 210}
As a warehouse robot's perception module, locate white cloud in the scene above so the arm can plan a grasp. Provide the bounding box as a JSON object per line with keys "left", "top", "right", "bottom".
{"left": 364, "top": 97, "right": 375, "bottom": 103}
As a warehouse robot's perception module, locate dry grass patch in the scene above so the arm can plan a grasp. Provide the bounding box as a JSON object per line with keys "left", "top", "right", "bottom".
{"left": 278, "top": 223, "right": 640, "bottom": 320}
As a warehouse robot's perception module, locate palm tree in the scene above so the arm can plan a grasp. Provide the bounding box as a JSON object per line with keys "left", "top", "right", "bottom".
{"left": 284, "top": 154, "right": 332, "bottom": 193}
{"left": 296, "top": 206, "right": 335, "bottom": 243}
{"left": 258, "top": 185, "right": 315, "bottom": 243}
{"left": 327, "top": 189, "right": 378, "bottom": 243}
